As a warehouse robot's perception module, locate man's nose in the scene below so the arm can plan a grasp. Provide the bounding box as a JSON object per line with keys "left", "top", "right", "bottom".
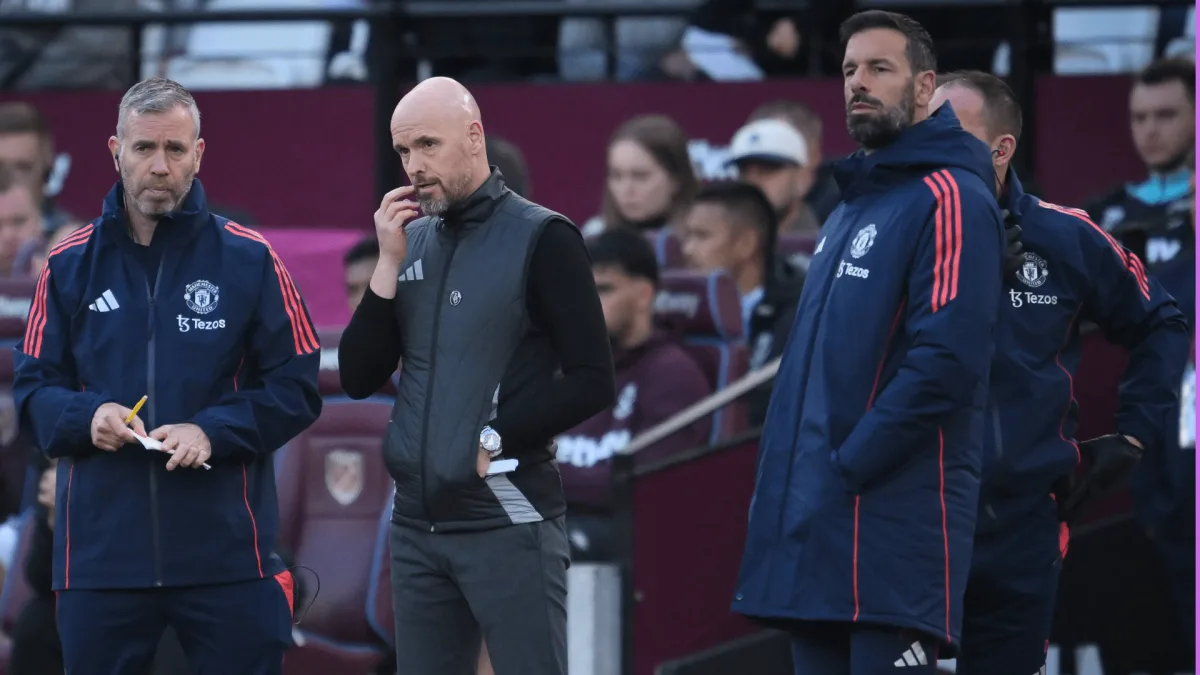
{"left": 150, "top": 152, "right": 170, "bottom": 174}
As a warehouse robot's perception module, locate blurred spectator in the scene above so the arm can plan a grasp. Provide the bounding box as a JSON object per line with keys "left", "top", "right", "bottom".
{"left": 343, "top": 235, "right": 379, "bottom": 313}
{"left": 0, "top": 170, "right": 44, "bottom": 277}
{"left": 557, "top": 0, "right": 691, "bottom": 81}
{"left": 747, "top": 99, "right": 841, "bottom": 224}
{"left": 486, "top": 134, "right": 531, "bottom": 198}
{"left": 0, "top": 102, "right": 76, "bottom": 235}
{"left": 581, "top": 115, "right": 698, "bottom": 237}
{"left": 557, "top": 229, "right": 711, "bottom": 557}
{"left": 23, "top": 220, "right": 79, "bottom": 277}
{"left": 726, "top": 118, "right": 819, "bottom": 235}
{"left": 0, "top": 0, "right": 138, "bottom": 89}
{"left": 1085, "top": 57, "right": 1195, "bottom": 272}
{"left": 0, "top": 379, "right": 28, "bottom": 520}
{"left": 681, "top": 181, "right": 803, "bottom": 425}
{"left": 664, "top": 0, "right": 815, "bottom": 81}
{"left": 8, "top": 458, "right": 60, "bottom": 675}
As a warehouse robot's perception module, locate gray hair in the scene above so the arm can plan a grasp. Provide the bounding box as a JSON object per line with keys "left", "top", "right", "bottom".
{"left": 116, "top": 78, "right": 201, "bottom": 140}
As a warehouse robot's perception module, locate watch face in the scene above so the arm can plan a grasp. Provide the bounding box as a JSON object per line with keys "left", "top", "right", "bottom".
{"left": 482, "top": 432, "right": 501, "bottom": 452}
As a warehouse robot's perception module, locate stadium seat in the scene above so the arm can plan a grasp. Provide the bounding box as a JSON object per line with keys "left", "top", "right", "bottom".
{"left": 275, "top": 394, "right": 394, "bottom": 675}
{"left": 652, "top": 270, "right": 750, "bottom": 443}
{"left": 645, "top": 229, "right": 686, "bottom": 269}
{"left": 0, "top": 510, "right": 37, "bottom": 675}
{"left": 0, "top": 278, "right": 35, "bottom": 347}
{"left": 161, "top": 0, "right": 334, "bottom": 90}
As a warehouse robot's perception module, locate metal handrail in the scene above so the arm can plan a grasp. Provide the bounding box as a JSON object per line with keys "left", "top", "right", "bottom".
{"left": 0, "top": 1, "right": 811, "bottom": 27}
{"left": 619, "top": 357, "right": 781, "bottom": 457}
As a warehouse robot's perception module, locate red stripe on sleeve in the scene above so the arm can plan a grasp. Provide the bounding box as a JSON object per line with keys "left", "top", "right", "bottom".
{"left": 223, "top": 223, "right": 320, "bottom": 355}
{"left": 939, "top": 170, "right": 964, "bottom": 303}
{"left": 930, "top": 172, "right": 955, "bottom": 308}
{"left": 23, "top": 266, "right": 49, "bottom": 358}
{"left": 923, "top": 175, "right": 947, "bottom": 313}
{"left": 24, "top": 226, "right": 96, "bottom": 358}
{"left": 1038, "top": 202, "right": 1151, "bottom": 300}
{"left": 224, "top": 222, "right": 319, "bottom": 352}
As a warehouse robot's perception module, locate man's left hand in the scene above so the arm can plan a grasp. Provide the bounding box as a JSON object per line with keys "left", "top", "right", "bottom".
{"left": 150, "top": 424, "right": 212, "bottom": 471}
{"left": 1061, "top": 433, "right": 1144, "bottom": 522}
{"left": 477, "top": 447, "right": 491, "bottom": 478}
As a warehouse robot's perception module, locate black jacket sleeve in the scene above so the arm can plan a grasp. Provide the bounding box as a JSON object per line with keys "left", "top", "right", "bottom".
{"left": 338, "top": 287, "right": 403, "bottom": 399}
{"left": 488, "top": 219, "right": 616, "bottom": 449}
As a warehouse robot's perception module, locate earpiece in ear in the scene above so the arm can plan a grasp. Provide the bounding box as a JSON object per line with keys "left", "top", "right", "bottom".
{"left": 992, "top": 149, "right": 1004, "bottom": 158}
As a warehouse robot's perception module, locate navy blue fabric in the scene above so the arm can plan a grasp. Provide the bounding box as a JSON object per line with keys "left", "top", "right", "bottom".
{"left": 56, "top": 573, "right": 294, "bottom": 675}
{"left": 789, "top": 622, "right": 941, "bottom": 674}
{"left": 733, "top": 105, "right": 1006, "bottom": 653}
{"left": 982, "top": 170, "right": 1190, "bottom": 501}
{"left": 959, "top": 493, "right": 1061, "bottom": 675}
{"left": 13, "top": 180, "right": 322, "bottom": 590}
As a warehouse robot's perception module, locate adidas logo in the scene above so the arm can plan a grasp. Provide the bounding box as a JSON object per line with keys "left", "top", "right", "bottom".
{"left": 397, "top": 259, "right": 424, "bottom": 282}
{"left": 87, "top": 290, "right": 121, "bottom": 313}
{"left": 894, "top": 641, "right": 928, "bottom": 667}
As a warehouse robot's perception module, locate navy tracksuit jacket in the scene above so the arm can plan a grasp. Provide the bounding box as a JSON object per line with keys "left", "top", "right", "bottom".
{"left": 981, "top": 169, "right": 1189, "bottom": 511}
{"left": 956, "top": 169, "right": 1190, "bottom": 673}
{"left": 732, "top": 104, "right": 1006, "bottom": 653}
{"left": 13, "top": 180, "right": 322, "bottom": 591}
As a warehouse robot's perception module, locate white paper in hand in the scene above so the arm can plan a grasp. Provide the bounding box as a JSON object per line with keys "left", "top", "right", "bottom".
{"left": 132, "top": 432, "right": 213, "bottom": 470}
{"left": 486, "top": 458, "right": 519, "bottom": 476}
{"left": 133, "top": 432, "right": 164, "bottom": 451}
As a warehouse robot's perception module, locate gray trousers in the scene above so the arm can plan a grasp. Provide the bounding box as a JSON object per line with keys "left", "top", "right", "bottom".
{"left": 390, "top": 516, "right": 569, "bottom": 675}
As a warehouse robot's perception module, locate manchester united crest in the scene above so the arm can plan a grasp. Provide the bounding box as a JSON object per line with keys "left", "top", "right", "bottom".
{"left": 324, "top": 449, "right": 364, "bottom": 506}
{"left": 184, "top": 279, "right": 219, "bottom": 315}
{"left": 1016, "top": 252, "right": 1049, "bottom": 288}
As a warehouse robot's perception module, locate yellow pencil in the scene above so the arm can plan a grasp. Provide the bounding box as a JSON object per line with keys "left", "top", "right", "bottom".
{"left": 124, "top": 395, "right": 147, "bottom": 427}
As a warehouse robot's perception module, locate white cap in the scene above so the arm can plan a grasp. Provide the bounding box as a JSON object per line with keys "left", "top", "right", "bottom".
{"left": 727, "top": 119, "right": 808, "bottom": 167}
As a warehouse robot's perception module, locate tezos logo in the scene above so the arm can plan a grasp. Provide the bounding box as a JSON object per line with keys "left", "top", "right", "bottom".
{"left": 837, "top": 260, "right": 870, "bottom": 279}
{"left": 177, "top": 315, "right": 227, "bottom": 332}
{"left": 1009, "top": 290, "right": 1058, "bottom": 308}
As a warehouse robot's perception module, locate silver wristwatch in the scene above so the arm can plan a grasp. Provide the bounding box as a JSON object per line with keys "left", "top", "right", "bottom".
{"left": 480, "top": 426, "right": 503, "bottom": 459}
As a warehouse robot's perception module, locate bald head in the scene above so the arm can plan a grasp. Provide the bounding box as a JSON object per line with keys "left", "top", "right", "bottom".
{"left": 392, "top": 76, "right": 481, "bottom": 130}
{"left": 390, "top": 77, "right": 490, "bottom": 217}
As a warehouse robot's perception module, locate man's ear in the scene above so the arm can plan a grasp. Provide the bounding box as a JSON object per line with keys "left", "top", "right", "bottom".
{"left": 107, "top": 136, "right": 120, "bottom": 173}
{"left": 914, "top": 70, "right": 936, "bottom": 109}
{"left": 194, "top": 137, "right": 205, "bottom": 174}
{"left": 992, "top": 135, "right": 1017, "bottom": 170}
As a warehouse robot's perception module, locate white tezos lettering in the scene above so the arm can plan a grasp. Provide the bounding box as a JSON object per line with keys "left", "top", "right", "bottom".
{"left": 1009, "top": 290, "right": 1058, "bottom": 308}
{"left": 837, "top": 260, "right": 870, "bottom": 279}
{"left": 177, "top": 314, "right": 227, "bottom": 332}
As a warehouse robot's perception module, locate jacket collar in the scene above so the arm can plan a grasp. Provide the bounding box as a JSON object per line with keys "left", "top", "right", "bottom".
{"left": 101, "top": 178, "right": 211, "bottom": 248}
{"left": 439, "top": 167, "right": 509, "bottom": 231}
{"left": 1001, "top": 166, "right": 1029, "bottom": 216}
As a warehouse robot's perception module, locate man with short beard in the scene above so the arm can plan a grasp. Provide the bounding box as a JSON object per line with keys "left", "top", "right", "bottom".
{"left": 732, "top": 10, "right": 1007, "bottom": 673}
{"left": 338, "top": 77, "right": 615, "bottom": 675}
{"left": 1085, "top": 58, "right": 1195, "bottom": 272}
{"left": 12, "top": 78, "right": 322, "bottom": 675}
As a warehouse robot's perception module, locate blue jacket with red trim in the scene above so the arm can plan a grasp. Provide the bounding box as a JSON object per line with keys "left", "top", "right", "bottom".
{"left": 979, "top": 171, "right": 1189, "bottom": 526}
{"left": 732, "top": 105, "right": 1005, "bottom": 652}
{"left": 12, "top": 180, "right": 321, "bottom": 590}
